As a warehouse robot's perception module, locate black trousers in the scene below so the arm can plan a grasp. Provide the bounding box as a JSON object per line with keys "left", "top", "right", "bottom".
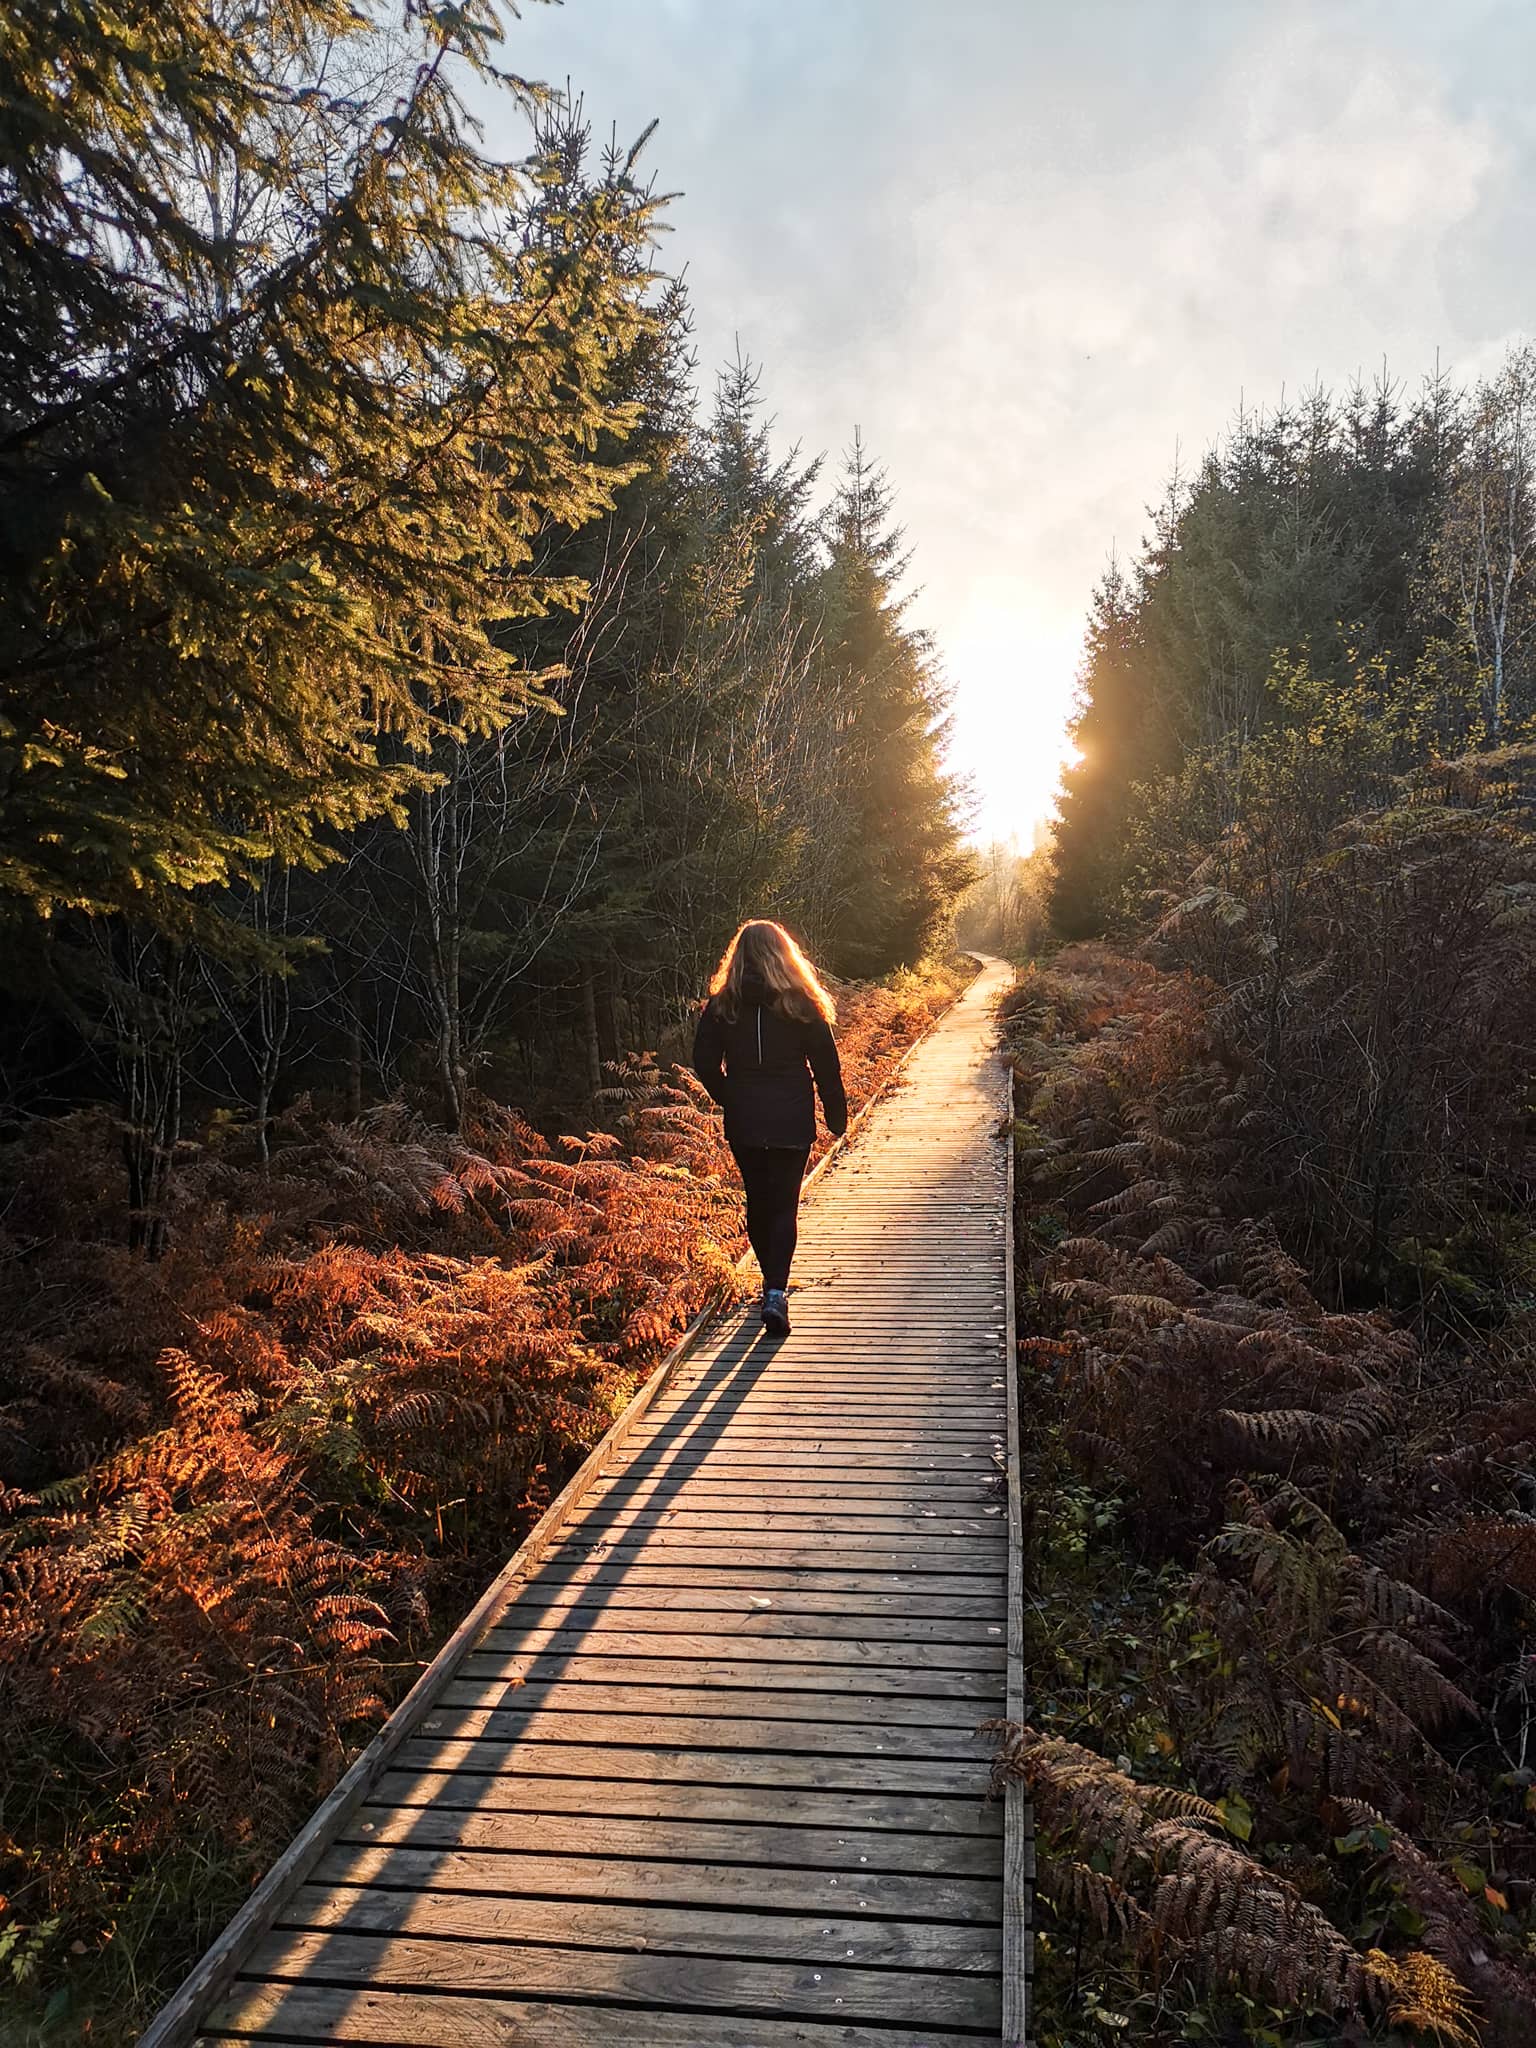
{"left": 730, "top": 1142, "right": 811, "bottom": 1291}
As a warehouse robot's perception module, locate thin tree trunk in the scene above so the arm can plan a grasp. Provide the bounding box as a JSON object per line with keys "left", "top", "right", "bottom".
{"left": 581, "top": 972, "right": 602, "bottom": 1095}
{"left": 344, "top": 1003, "right": 364, "bottom": 1120}
{"left": 122, "top": 1035, "right": 182, "bottom": 1260}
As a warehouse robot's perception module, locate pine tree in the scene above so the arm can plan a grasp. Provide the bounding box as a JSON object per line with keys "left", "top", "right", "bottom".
{"left": 0, "top": 0, "right": 657, "bottom": 933}
{"left": 1049, "top": 375, "right": 1461, "bottom": 933}
{"left": 1049, "top": 557, "right": 1146, "bottom": 937}
{"left": 818, "top": 431, "right": 974, "bottom": 972}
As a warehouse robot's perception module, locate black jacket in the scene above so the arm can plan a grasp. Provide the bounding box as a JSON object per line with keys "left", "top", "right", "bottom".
{"left": 692, "top": 976, "right": 848, "bottom": 1150}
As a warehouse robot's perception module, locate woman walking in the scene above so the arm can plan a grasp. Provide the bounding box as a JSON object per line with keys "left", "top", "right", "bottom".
{"left": 693, "top": 920, "right": 847, "bottom": 1337}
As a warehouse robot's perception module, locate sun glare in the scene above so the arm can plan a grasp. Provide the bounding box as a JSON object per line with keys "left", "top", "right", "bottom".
{"left": 941, "top": 609, "right": 1084, "bottom": 848}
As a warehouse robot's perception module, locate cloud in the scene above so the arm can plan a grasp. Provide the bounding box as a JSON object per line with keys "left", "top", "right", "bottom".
{"left": 475, "top": 0, "right": 1532, "bottom": 838}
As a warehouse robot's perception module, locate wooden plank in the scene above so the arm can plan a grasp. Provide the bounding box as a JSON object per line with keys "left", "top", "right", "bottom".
{"left": 640, "top": 1407, "right": 1007, "bottom": 1427}
{"left": 205, "top": 1981, "right": 991, "bottom": 2048}
{"left": 765, "top": 1301, "right": 1005, "bottom": 1311}
{"left": 587, "top": 1473, "right": 1004, "bottom": 1496}
{"left": 614, "top": 1439, "right": 1007, "bottom": 1457}
{"left": 777, "top": 1304, "right": 1002, "bottom": 1313}
{"left": 657, "top": 1395, "right": 1001, "bottom": 1408}
{"left": 569, "top": 1482, "right": 1009, "bottom": 1506}
{"left": 664, "top": 1349, "right": 1004, "bottom": 1365}
{"left": 795, "top": 1259, "right": 999, "bottom": 1268}
{"left": 612, "top": 1446, "right": 1004, "bottom": 1468}
{"left": 799, "top": 1224, "right": 1004, "bottom": 1233}
{"left": 587, "top": 1474, "right": 1006, "bottom": 1495}
{"left": 712, "top": 1329, "right": 1005, "bottom": 1343}
{"left": 607, "top": 1458, "right": 1005, "bottom": 1482}
{"left": 593, "top": 1483, "right": 1005, "bottom": 1503}
{"left": 241, "top": 1930, "right": 1003, "bottom": 2030}
{"left": 549, "top": 1528, "right": 1007, "bottom": 1558}
{"left": 476, "top": 1626, "right": 1007, "bottom": 1667}
{"left": 277, "top": 1883, "right": 1003, "bottom": 1968}
{"left": 569, "top": 1495, "right": 1006, "bottom": 1520}
{"left": 647, "top": 1391, "right": 1007, "bottom": 1409}
{"left": 499, "top": 1569, "right": 1008, "bottom": 1608}
{"left": 497, "top": 1575, "right": 1008, "bottom": 1615}
{"left": 623, "top": 1409, "right": 1003, "bottom": 1428}
{"left": 598, "top": 1465, "right": 1001, "bottom": 1492}
{"left": 679, "top": 1343, "right": 1003, "bottom": 1354}
{"left": 457, "top": 1651, "right": 1004, "bottom": 1698}
{"left": 677, "top": 1333, "right": 1003, "bottom": 1348}
{"left": 484, "top": 1605, "right": 1008, "bottom": 1644}
{"left": 787, "top": 1246, "right": 1002, "bottom": 1255}
{"left": 783, "top": 1292, "right": 1001, "bottom": 1298}
{"left": 528, "top": 1548, "right": 1011, "bottom": 1581}
{"left": 626, "top": 1433, "right": 1011, "bottom": 1449}
{"left": 656, "top": 1403, "right": 1001, "bottom": 1416}
{"left": 531, "top": 1551, "right": 1005, "bottom": 1577}
{"left": 437, "top": 1677, "right": 1003, "bottom": 1724}
{"left": 366, "top": 1771, "right": 1004, "bottom": 1834}
{"left": 560, "top": 1508, "right": 1006, "bottom": 1537}
{"left": 689, "top": 1361, "right": 1001, "bottom": 1372}
{"left": 538, "top": 1543, "right": 1006, "bottom": 1572}
{"left": 669, "top": 1351, "right": 1004, "bottom": 1364}
{"left": 307, "top": 1843, "right": 1001, "bottom": 1920}
{"left": 675, "top": 1352, "right": 1005, "bottom": 1364}
{"left": 793, "top": 1253, "right": 1002, "bottom": 1261}
{"left": 609, "top": 1433, "right": 1005, "bottom": 1452}
{"left": 668, "top": 1357, "right": 1004, "bottom": 1370}
{"left": 675, "top": 1357, "right": 1005, "bottom": 1370}
{"left": 626, "top": 1386, "right": 1003, "bottom": 1403}
{"left": 694, "top": 1305, "right": 1004, "bottom": 1317}
{"left": 667, "top": 1359, "right": 1003, "bottom": 1376}
{"left": 412, "top": 1706, "right": 1001, "bottom": 1760}
{"left": 391, "top": 1737, "right": 995, "bottom": 1796}
{"left": 621, "top": 1424, "right": 1007, "bottom": 1445}
{"left": 338, "top": 1807, "right": 1003, "bottom": 1876}
{"left": 577, "top": 1478, "right": 1005, "bottom": 1507}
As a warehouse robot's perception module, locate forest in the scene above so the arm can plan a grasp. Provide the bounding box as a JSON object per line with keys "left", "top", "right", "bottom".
{"left": 10, "top": 3, "right": 1536, "bottom": 2045}
{"left": 0, "top": 2, "right": 973, "bottom": 2033}
{"left": 1013, "top": 350, "right": 1536, "bottom": 2045}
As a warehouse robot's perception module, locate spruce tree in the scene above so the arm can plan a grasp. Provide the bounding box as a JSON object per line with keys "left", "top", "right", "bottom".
{"left": 0, "top": 0, "right": 657, "bottom": 932}
{"left": 1050, "top": 376, "right": 1461, "bottom": 933}
{"left": 818, "top": 431, "right": 973, "bottom": 973}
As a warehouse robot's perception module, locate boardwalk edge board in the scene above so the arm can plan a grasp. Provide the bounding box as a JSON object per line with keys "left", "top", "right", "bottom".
{"left": 1001, "top": 1060, "right": 1033, "bottom": 2048}
{"left": 137, "top": 973, "right": 971, "bottom": 2048}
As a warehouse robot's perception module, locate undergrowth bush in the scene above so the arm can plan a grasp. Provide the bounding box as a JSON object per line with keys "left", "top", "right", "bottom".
{"left": 0, "top": 962, "right": 966, "bottom": 2039}
{"left": 1002, "top": 940, "right": 1536, "bottom": 2046}
{"left": 1136, "top": 721, "right": 1536, "bottom": 1293}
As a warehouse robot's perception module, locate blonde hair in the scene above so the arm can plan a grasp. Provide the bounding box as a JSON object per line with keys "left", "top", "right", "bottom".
{"left": 708, "top": 920, "right": 837, "bottom": 1026}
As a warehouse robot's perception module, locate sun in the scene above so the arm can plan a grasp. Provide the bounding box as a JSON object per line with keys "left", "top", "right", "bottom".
{"left": 940, "top": 607, "right": 1085, "bottom": 848}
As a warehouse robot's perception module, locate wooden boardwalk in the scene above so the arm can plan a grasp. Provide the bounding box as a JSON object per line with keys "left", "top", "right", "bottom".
{"left": 166, "top": 960, "right": 1025, "bottom": 2048}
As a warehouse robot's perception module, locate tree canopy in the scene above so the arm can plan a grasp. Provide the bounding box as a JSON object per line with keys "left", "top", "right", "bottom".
{"left": 1051, "top": 358, "right": 1536, "bottom": 933}
{"left": 1, "top": 0, "right": 656, "bottom": 927}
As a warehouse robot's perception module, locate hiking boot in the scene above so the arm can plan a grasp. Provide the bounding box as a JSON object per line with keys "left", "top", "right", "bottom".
{"left": 762, "top": 1287, "right": 790, "bottom": 1337}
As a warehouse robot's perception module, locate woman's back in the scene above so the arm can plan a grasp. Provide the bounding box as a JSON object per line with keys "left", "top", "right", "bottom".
{"left": 693, "top": 973, "right": 846, "bottom": 1149}
{"left": 692, "top": 919, "right": 847, "bottom": 1336}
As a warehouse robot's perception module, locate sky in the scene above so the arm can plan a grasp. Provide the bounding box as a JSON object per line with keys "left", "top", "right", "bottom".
{"left": 471, "top": 0, "right": 1536, "bottom": 842}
